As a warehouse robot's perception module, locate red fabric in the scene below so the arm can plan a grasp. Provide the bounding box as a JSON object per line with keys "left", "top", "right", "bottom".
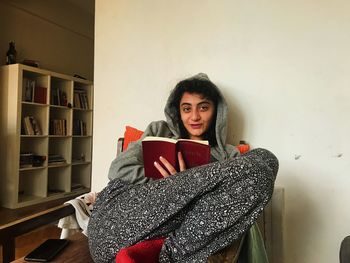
{"left": 237, "top": 143, "right": 250, "bottom": 154}
{"left": 123, "top": 126, "right": 144, "bottom": 151}
{"left": 115, "top": 238, "right": 165, "bottom": 263}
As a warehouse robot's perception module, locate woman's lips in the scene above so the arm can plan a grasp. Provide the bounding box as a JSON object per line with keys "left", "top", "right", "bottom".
{"left": 190, "top": 124, "right": 202, "bottom": 129}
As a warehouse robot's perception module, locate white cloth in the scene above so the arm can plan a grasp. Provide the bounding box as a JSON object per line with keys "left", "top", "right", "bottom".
{"left": 58, "top": 192, "right": 97, "bottom": 238}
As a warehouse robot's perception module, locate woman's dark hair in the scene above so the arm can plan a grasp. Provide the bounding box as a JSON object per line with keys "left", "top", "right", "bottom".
{"left": 170, "top": 78, "right": 220, "bottom": 146}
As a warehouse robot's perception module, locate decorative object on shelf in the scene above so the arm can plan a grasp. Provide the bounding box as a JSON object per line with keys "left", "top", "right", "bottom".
{"left": 22, "top": 59, "right": 39, "bottom": 67}
{"left": 6, "top": 41, "right": 17, "bottom": 65}
{"left": 74, "top": 74, "right": 87, "bottom": 80}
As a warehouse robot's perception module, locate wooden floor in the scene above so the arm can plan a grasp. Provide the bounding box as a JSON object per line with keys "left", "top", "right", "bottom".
{"left": 12, "top": 224, "right": 61, "bottom": 260}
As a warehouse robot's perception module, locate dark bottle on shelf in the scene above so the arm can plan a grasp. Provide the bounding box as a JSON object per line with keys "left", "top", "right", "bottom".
{"left": 6, "top": 41, "right": 17, "bottom": 65}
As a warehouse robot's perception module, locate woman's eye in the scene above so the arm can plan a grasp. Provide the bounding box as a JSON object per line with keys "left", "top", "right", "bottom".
{"left": 182, "top": 107, "right": 191, "bottom": 113}
{"left": 199, "top": 105, "right": 209, "bottom": 111}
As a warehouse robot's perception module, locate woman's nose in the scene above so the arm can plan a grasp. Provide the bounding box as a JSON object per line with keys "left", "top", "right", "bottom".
{"left": 191, "top": 110, "right": 200, "bottom": 121}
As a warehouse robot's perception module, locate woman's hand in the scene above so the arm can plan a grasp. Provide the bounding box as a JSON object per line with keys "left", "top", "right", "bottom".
{"left": 154, "top": 152, "right": 186, "bottom": 178}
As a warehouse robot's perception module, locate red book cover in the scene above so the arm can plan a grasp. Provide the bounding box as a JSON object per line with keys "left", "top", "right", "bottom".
{"left": 142, "top": 137, "right": 210, "bottom": 180}
{"left": 34, "top": 86, "right": 47, "bottom": 104}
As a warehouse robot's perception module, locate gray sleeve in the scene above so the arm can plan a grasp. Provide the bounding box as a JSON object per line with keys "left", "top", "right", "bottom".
{"left": 107, "top": 121, "right": 173, "bottom": 185}
{"left": 227, "top": 144, "right": 240, "bottom": 158}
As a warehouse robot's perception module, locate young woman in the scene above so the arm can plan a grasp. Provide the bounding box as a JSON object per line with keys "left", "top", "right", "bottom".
{"left": 88, "top": 73, "right": 278, "bottom": 263}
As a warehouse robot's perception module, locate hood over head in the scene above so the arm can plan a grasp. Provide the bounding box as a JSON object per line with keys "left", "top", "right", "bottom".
{"left": 164, "top": 73, "right": 233, "bottom": 159}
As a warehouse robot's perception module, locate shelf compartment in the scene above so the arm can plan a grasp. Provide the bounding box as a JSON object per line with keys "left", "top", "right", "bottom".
{"left": 48, "top": 166, "right": 71, "bottom": 195}
{"left": 18, "top": 169, "right": 47, "bottom": 203}
{"left": 72, "top": 137, "right": 92, "bottom": 163}
{"left": 73, "top": 83, "right": 92, "bottom": 110}
{"left": 48, "top": 137, "right": 72, "bottom": 166}
{"left": 71, "top": 164, "right": 91, "bottom": 192}
{"left": 21, "top": 103, "right": 49, "bottom": 135}
{"left": 22, "top": 70, "right": 49, "bottom": 104}
{"left": 50, "top": 77, "right": 73, "bottom": 107}
{"left": 73, "top": 110, "right": 92, "bottom": 136}
{"left": 49, "top": 107, "right": 72, "bottom": 136}
{"left": 20, "top": 136, "right": 48, "bottom": 155}
{"left": 20, "top": 137, "right": 48, "bottom": 168}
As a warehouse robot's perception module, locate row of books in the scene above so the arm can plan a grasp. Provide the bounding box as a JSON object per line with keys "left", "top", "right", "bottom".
{"left": 23, "top": 79, "right": 47, "bottom": 104}
{"left": 20, "top": 152, "right": 46, "bottom": 168}
{"left": 51, "top": 87, "right": 68, "bottom": 106}
{"left": 23, "top": 80, "right": 90, "bottom": 109}
{"left": 74, "top": 88, "right": 89, "bottom": 109}
{"left": 20, "top": 153, "right": 68, "bottom": 168}
{"left": 73, "top": 119, "right": 87, "bottom": 135}
{"left": 48, "top": 154, "right": 66, "bottom": 165}
{"left": 22, "top": 116, "right": 42, "bottom": 135}
{"left": 50, "top": 119, "right": 67, "bottom": 135}
{"left": 22, "top": 118, "right": 89, "bottom": 136}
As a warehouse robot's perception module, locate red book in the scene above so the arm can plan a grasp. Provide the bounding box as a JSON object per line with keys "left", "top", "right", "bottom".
{"left": 142, "top": 136, "right": 210, "bottom": 180}
{"left": 34, "top": 86, "right": 47, "bottom": 104}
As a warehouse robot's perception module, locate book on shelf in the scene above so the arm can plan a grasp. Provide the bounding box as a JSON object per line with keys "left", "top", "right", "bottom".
{"left": 20, "top": 152, "right": 34, "bottom": 168}
{"left": 23, "top": 79, "right": 47, "bottom": 104}
{"left": 51, "top": 87, "right": 59, "bottom": 105}
{"left": 50, "top": 119, "right": 67, "bottom": 135}
{"left": 142, "top": 136, "right": 211, "bottom": 180}
{"left": 20, "top": 152, "right": 46, "bottom": 168}
{"left": 48, "top": 154, "right": 66, "bottom": 165}
{"left": 51, "top": 87, "right": 68, "bottom": 106}
{"left": 22, "top": 116, "right": 42, "bottom": 135}
{"left": 23, "top": 116, "right": 34, "bottom": 135}
{"left": 74, "top": 88, "right": 89, "bottom": 109}
{"left": 60, "top": 90, "right": 68, "bottom": 106}
{"left": 48, "top": 154, "right": 65, "bottom": 160}
{"left": 33, "top": 86, "right": 47, "bottom": 104}
{"left": 24, "top": 79, "right": 35, "bottom": 102}
{"left": 73, "top": 119, "right": 87, "bottom": 135}
{"left": 30, "top": 116, "right": 42, "bottom": 135}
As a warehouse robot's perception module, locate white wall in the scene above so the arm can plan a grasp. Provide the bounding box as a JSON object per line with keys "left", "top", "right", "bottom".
{"left": 93, "top": 1, "right": 350, "bottom": 262}
{"left": 0, "top": 0, "right": 94, "bottom": 80}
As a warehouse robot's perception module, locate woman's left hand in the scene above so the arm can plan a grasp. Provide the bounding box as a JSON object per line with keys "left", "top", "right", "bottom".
{"left": 154, "top": 152, "right": 186, "bottom": 178}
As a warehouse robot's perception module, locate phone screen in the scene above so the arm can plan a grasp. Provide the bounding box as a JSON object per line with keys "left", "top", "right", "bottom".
{"left": 24, "top": 239, "right": 69, "bottom": 262}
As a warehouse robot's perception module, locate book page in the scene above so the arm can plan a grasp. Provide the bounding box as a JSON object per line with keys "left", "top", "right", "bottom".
{"left": 177, "top": 139, "right": 209, "bottom": 145}
{"left": 142, "top": 136, "right": 177, "bottom": 143}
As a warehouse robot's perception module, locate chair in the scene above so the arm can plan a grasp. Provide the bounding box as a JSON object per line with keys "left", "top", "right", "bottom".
{"left": 340, "top": 236, "right": 350, "bottom": 263}
{"left": 114, "top": 127, "right": 264, "bottom": 263}
{"left": 58, "top": 126, "right": 285, "bottom": 263}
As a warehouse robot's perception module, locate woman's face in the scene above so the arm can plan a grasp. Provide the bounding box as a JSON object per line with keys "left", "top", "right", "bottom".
{"left": 179, "top": 92, "right": 215, "bottom": 140}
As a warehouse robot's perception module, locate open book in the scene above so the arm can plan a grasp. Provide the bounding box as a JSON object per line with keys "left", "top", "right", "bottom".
{"left": 142, "top": 136, "right": 211, "bottom": 179}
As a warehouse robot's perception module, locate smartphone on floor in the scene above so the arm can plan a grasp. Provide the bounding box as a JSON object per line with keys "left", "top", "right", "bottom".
{"left": 24, "top": 239, "right": 69, "bottom": 262}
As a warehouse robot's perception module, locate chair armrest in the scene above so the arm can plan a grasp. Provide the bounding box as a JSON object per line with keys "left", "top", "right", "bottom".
{"left": 116, "top": 138, "right": 124, "bottom": 157}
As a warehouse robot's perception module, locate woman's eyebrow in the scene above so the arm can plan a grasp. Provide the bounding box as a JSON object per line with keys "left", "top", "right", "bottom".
{"left": 198, "top": 101, "right": 212, "bottom": 106}
{"left": 180, "top": 101, "right": 212, "bottom": 107}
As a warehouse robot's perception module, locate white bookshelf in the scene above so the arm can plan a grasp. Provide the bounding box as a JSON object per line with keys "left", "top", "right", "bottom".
{"left": 0, "top": 64, "right": 93, "bottom": 208}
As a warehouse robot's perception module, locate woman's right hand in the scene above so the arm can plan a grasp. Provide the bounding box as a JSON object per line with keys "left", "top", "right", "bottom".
{"left": 154, "top": 152, "right": 186, "bottom": 178}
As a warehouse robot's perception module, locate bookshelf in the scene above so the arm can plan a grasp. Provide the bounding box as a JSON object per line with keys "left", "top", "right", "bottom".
{"left": 0, "top": 64, "right": 93, "bottom": 208}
